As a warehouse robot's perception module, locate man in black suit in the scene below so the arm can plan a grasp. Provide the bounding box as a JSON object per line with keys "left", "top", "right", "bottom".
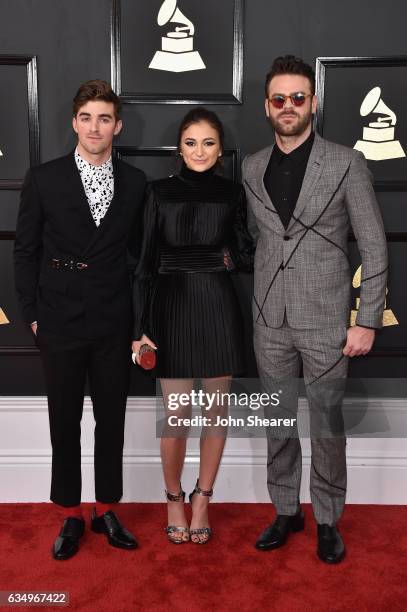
{"left": 14, "top": 80, "right": 146, "bottom": 560}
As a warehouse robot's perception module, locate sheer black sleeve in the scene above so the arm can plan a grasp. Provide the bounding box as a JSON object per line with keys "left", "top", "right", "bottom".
{"left": 228, "top": 184, "right": 255, "bottom": 272}
{"left": 132, "top": 184, "right": 160, "bottom": 340}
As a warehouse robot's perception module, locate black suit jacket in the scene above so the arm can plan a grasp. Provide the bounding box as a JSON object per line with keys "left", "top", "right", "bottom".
{"left": 14, "top": 151, "right": 146, "bottom": 338}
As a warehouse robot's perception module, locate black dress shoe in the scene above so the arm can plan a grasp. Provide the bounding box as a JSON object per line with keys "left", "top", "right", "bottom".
{"left": 91, "top": 509, "right": 138, "bottom": 549}
{"left": 52, "top": 517, "right": 85, "bottom": 560}
{"left": 255, "top": 509, "right": 304, "bottom": 551}
{"left": 317, "top": 524, "right": 345, "bottom": 564}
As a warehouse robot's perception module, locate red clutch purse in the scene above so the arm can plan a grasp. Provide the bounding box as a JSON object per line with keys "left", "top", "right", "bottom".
{"left": 138, "top": 343, "right": 156, "bottom": 370}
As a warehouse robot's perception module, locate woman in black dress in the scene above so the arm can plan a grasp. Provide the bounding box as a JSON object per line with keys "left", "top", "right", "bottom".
{"left": 133, "top": 109, "right": 253, "bottom": 544}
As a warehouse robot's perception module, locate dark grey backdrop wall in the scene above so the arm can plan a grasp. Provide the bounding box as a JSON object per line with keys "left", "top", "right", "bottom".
{"left": 0, "top": 0, "right": 406, "bottom": 395}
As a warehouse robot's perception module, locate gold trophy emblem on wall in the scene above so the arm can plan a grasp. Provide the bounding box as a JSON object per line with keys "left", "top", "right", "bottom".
{"left": 0, "top": 307, "right": 10, "bottom": 325}
{"left": 350, "top": 265, "right": 398, "bottom": 327}
{"left": 149, "top": 0, "right": 206, "bottom": 73}
{"left": 354, "top": 87, "right": 406, "bottom": 161}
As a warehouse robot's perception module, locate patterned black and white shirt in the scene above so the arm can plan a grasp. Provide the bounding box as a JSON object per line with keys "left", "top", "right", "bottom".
{"left": 75, "top": 148, "right": 114, "bottom": 227}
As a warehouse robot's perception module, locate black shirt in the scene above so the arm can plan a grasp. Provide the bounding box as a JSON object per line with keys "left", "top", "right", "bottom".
{"left": 263, "top": 132, "right": 315, "bottom": 229}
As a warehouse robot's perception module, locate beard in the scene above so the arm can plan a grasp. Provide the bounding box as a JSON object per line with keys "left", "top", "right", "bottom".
{"left": 269, "top": 108, "right": 313, "bottom": 137}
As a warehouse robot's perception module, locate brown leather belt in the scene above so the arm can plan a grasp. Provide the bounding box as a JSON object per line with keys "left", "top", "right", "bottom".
{"left": 51, "top": 258, "right": 88, "bottom": 271}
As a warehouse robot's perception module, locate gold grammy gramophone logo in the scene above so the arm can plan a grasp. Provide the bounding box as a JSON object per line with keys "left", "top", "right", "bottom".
{"left": 350, "top": 265, "right": 398, "bottom": 327}
{"left": 0, "top": 307, "right": 10, "bottom": 325}
{"left": 149, "top": 0, "right": 206, "bottom": 73}
{"left": 354, "top": 87, "right": 406, "bottom": 161}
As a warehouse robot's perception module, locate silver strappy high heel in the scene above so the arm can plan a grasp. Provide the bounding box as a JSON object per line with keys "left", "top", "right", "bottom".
{"left": 164, "top": 485, "right": 190, "bottom": 544}
{"left": 189, "top": 479, "right": 213, "bottom": 544}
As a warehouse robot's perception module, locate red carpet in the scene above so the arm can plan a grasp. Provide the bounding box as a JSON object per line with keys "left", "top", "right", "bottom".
{"left": 0, "top": 504, "right": 406, "bottom": 612}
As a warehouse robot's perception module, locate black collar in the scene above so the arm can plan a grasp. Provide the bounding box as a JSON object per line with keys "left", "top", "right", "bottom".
{"left": 273, "top": 131, "right": 315, "bottom": 164}
{"left": 179, "top": 162, "right": 216, "bottom": 183}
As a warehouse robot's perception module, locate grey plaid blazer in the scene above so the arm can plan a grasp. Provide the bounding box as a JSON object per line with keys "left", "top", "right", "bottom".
{"left": 242, "top": 133, "right": 388, "bottom": 330}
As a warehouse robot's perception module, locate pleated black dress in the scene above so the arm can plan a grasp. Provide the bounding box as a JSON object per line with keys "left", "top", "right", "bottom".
{"left": 133, "top": 164, "right": 253, "bottom": 378}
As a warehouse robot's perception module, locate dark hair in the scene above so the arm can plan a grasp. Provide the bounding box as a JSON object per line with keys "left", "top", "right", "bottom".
{"left": 265, "top": 55, "right": 315, "bottom": 97}
{"left": 177, "top": 107, "right": 225, "bottom": 153}
{"left": 73, "top": 79, "right": 122, "bottom": 120}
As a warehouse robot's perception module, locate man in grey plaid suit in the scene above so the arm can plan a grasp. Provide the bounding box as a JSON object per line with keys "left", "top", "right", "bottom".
{"left": 242, "top": 56, "right": 387, "bottom": 563}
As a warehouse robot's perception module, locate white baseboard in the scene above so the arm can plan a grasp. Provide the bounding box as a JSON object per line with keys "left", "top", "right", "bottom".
{"left": 0, "top": 397, "right": 406, "bottom": 504}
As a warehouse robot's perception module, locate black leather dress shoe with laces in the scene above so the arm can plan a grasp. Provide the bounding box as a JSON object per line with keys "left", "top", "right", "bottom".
{"left": 317, "top": 524, "right": 345, "bottom": 564}
{"left": 91, "top": 509, "right": 138, "bottom": 549}
{"left": 52, "top": 517, "right": 85, "bottom": 560}
{"left": 255, "top": 508, "right": 305, "bottom": 551}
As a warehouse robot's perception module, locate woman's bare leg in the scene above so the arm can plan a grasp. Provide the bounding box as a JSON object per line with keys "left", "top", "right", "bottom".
{"left": 190, "top": 375, "right": 232, "bottom": 542}
{"left": 160, "top": 378, "right": 194, "bottom": 542}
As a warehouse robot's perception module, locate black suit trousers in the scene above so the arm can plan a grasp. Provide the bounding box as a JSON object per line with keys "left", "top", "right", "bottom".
{"left": 37, "top": 327, "right": 131, "bottom": 507}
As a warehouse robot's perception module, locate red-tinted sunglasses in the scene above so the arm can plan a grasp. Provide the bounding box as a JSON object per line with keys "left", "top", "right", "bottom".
{"left": 268, "top": 93, "right": 312, "bottom": 109}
